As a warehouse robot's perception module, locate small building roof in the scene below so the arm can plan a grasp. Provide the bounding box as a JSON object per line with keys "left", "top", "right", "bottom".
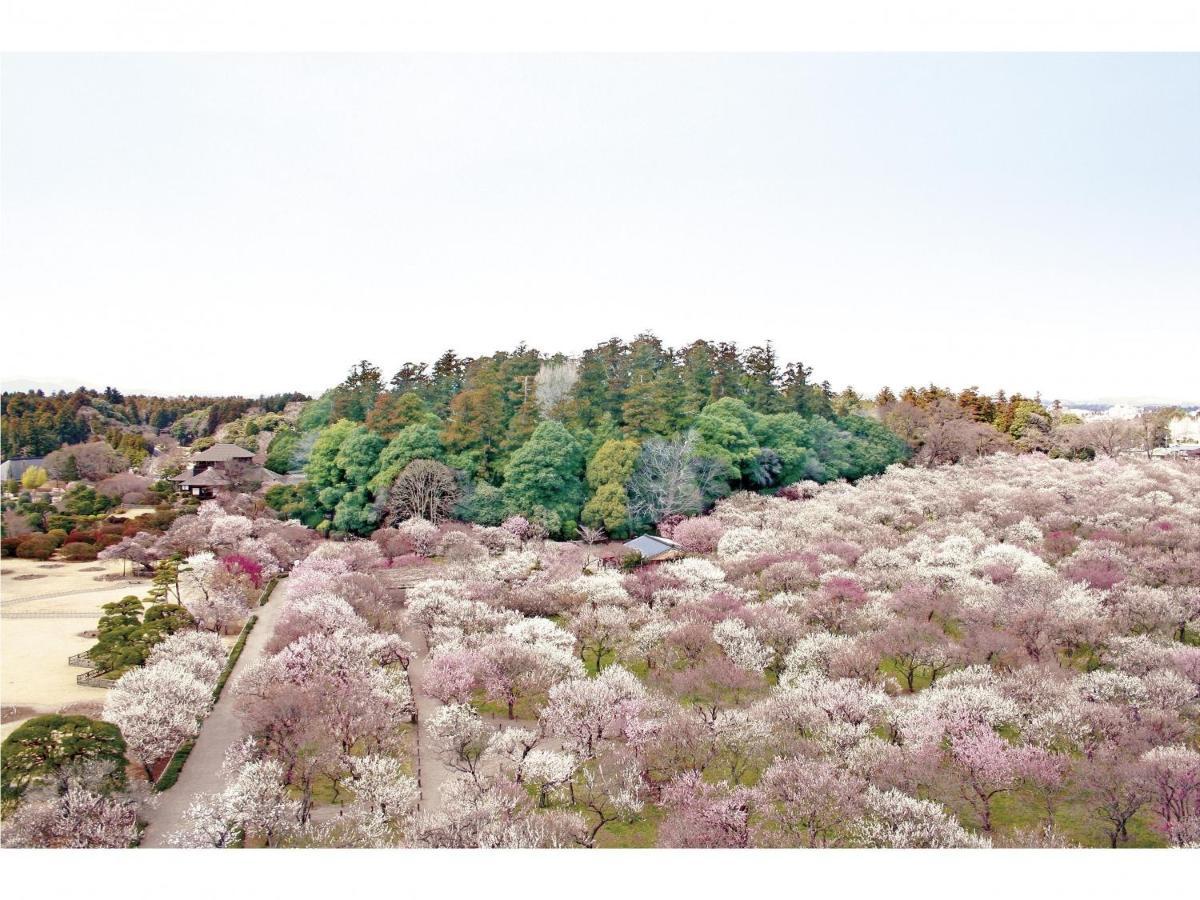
{"left": 0, "top": 457, "right": 46, "bottom": 481}
{"left": 183, "top": 468, "right": 232, "bottom": 487}
{"left": 190, "top": 442, "right": 254, "bottom": 462}
{"left": 169, "top": 469, "right": 193, "bottom": 482}
{"left": 623, "top": 534, "right": 683, "bottom": 560}
{"left": 241, "top": 465, "right": 281, "bottom": 484}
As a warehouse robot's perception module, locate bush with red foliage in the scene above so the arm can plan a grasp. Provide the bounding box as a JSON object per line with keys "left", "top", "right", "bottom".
{"left": 220, "top": 553, "right": 264, "bottom": 589}
{"left": 94, "top": 533, "right": 123, "bottom": 551}
{"left": 15, "top": 534, "right": 57, "bottom": 560}
{"left": 61, "top": 542, "right": 99, "bottom": 561}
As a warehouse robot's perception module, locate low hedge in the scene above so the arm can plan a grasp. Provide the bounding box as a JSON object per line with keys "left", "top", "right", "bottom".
{"left": 259, "top": 576, "right": 282, "bottom": 607}
{"left": 212, "top": 615, "right": 257, "bottom": 703}
{"left": 154, "top": 739, "right": 195, "bottom": 792}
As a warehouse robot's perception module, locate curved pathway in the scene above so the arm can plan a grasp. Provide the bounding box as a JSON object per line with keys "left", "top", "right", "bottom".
{"left": 138, "top": 583, "right": 289, "bottom": 847}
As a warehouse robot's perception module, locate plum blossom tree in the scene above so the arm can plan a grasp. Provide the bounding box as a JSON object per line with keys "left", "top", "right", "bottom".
{"left": 945, "top": 726, "right": 1045, "bottom": 833}
{"left": 1083, "top": 749, "right": 1154, "bottom": 848}
{"left": 427, "top": 703, "right": 493, "bottom": 787}
{"left": 104, "top": 660, "right": 215, "bottom": 776}
{"left": 1, "top": 763, "right": 144, "bottom": 848}
{"left": 753, "top": 756, "right": 865, "bottom": 847}
{"left": 520, "top": 749, "right": 578, "bottom": 807}
{"left": 346, "top": 753, "right": 420, "bottom": 831}
{"left": 712, "top": 618, "right": 773, "bottom": 673}
{"left": 421, "top": 649, "right": 484, "bottom": 704}
{"left": 1140, "top": 744, "right": 1200, "bottom": 844}
{"left": 169, "top": 745, "right": 302, "bottom": 848}
{"left": 569, "top": 604, "right": 632, "bottom": 673}
{"left": 541, "top": 666, "right": 647, "bottom": 759}
{"left": 573, "top": 755, "right": 644, "bottom": 848}
{"left": 658, "top": 771, "right": 754, "bottom": 848}
{"left": 850, "top": 786, "right": 989, "bottom": 848}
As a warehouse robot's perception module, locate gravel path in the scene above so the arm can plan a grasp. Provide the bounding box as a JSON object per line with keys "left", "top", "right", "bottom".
{"left": 404, "top": 626, "right": 452, "bottom": 817}
{"left": 138, "top": 584, "right": 288, "bottom": 848}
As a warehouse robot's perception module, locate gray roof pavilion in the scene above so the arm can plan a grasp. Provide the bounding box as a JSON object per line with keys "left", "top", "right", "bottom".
{"left": 623, "top": 534, "right": 683, "bottom": 561}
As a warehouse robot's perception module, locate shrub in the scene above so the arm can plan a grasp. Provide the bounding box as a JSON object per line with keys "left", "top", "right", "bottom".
{"left": 66, "top": 529, "right": 98, "bottom": 544}
{"left": 45, "top": 529, "right": 69, "bottom": 548}
{"left": 61, "top": 542, "right": 99, "bottom": 561}
{"left": 16, "top": 534, "right": 57, "bottom": 560}
{"left": 1, "top": 536, "right": 22, "bottom": 558}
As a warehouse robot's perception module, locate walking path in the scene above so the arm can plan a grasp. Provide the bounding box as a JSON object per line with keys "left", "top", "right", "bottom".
{"left": 138, "top": 583, "right": 289, "bottom": 848}
{"left": 402, "top": 626, "right": 452, "bottom": 817}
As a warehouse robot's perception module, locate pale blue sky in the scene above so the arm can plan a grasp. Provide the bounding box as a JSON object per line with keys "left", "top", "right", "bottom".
{"left": 2, "top": 54, "right": 1197, "bottom": 401}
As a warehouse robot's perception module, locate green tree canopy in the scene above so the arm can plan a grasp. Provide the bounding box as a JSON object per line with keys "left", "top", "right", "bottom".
{"left": 501, "top": 421, "right": 586, "bottom": 538}
{"left": 585, "top": 438, "right": 640, "bottom": 489}
{"left": 369, "top": 422, "right": 446, "bottom": 495}
{"left": 366, "top": 391, "right": 439, "bottom": 439}
{"left": 694, "top": 397, "right": 760, "bottom": 481}
{"left": 304, "top": 419, "right": 385, "bottom": 532}
{"left": 581, "top": 481, "right": 631, "bottom": 537}
{"left": 20, "top": 466, "right": 48, "bottom": 490}
{"left": 1, "top": 715, "right": 127, "bottom": 799}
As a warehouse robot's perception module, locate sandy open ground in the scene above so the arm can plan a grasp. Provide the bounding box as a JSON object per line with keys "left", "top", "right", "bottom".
{"left": 1, "top": 558, "right": 149, "bottom": 739}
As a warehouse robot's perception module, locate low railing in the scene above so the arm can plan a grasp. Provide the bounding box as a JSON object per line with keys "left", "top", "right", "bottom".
{"left": 76, "top": 669, "right": 115, "bottom": 688}
{"left": 68, "top": 652, "right": 94, "bottom": 668}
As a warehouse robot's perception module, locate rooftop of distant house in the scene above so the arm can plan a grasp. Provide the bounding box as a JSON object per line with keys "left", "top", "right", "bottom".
{"left": 623, "top": 534, "right": 683, "bottom": 561}
{"left": 182, "top": 467, "right": 232, "bottom": 487}
{"left": 0, "top": 457, "right": 46, "bottom": 480}
{"left": 190, "top": 442, "right": 255, "bottom": 462}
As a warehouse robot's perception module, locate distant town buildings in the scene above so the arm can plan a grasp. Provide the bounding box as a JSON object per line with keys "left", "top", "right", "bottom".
{"left": 1169, "top": 413, "right": 1200, "bottom": 444}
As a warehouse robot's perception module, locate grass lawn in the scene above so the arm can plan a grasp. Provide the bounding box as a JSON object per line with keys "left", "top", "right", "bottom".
{"left": 594, "top": 802, "right": 663, "bottom": 848}
{"left": 970, "top": 789, "right": 1167, "bottom": 848}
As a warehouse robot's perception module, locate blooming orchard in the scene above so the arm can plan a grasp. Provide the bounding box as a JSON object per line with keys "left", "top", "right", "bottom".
{"left": 354, "top": 454, "right": 1198, "bottom": 848}
{"left": 20, "top": 455, "right": 1197, "bottom": 849}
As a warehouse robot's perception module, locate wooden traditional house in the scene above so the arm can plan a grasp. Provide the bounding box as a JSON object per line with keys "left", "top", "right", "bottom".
{"left": 172, "top": 442, "right": 281, "bottom": 498}
{"left": 177, "top": 466, "right": 231, "bottom": 499}
{"left": 188, "top": 442, "right": 254, "bottom": 474}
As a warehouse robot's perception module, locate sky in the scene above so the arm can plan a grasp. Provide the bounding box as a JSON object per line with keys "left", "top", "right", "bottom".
{"left": 1, "top": 54, "right": 1197, "bottom": 402}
